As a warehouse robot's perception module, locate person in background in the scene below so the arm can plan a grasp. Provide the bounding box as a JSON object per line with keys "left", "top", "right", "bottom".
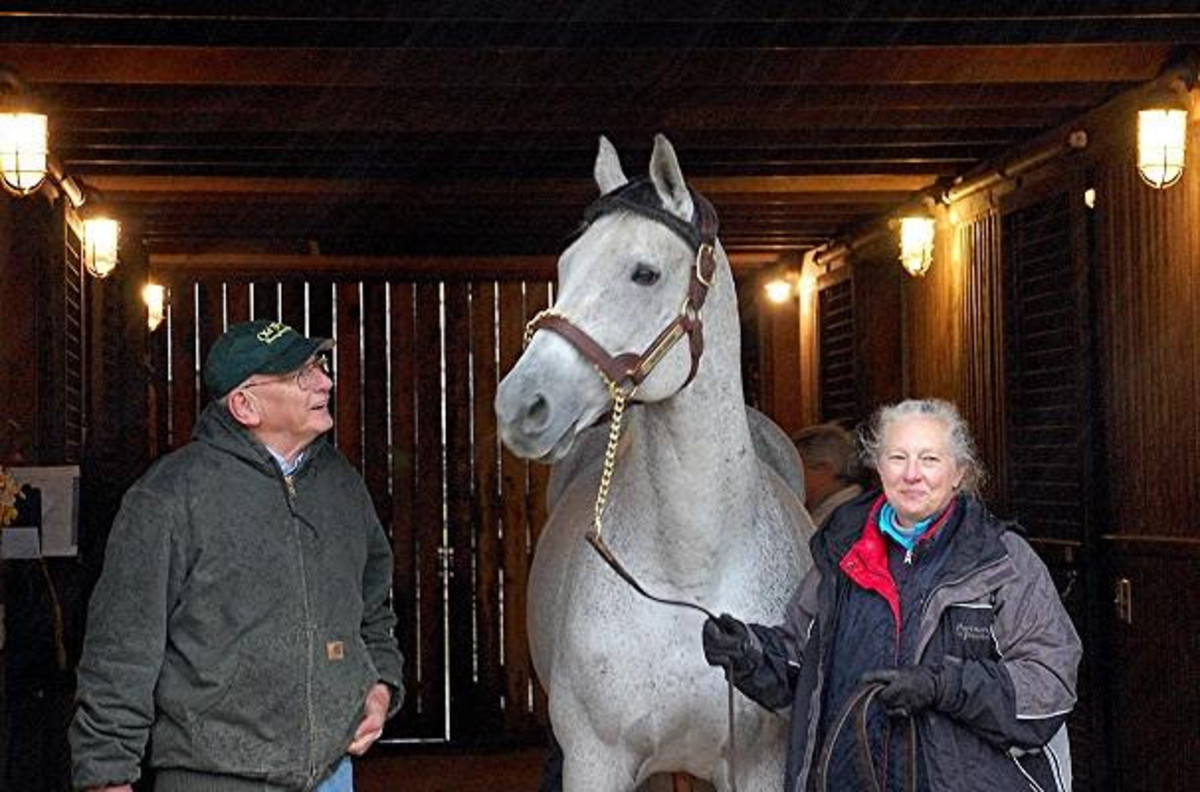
{"left": 702, "top": 398, "right": 1080, "bottom": 792}
{"left": 792, "top": 423, "right": 864, "bottom": 528}
{"left": 70, "top": 319, "right": 403, "bottom": 792}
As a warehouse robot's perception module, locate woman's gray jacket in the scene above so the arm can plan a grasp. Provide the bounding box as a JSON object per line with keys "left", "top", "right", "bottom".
{"left": 70, "top": 404, "right": 404, "bottom": 791}
{"left": 731, "top": 493, "right": 1080, "bottom": 792}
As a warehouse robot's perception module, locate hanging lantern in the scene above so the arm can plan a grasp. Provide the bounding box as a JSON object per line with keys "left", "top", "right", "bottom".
{"left": 1137, "top": 90, "right": 1189, "bottom": 189}
{"left": 143, "top": 282, "right": 166, "bottom": 331}
{"left": 0, "top": 110, "right": 48, "bottom": 195}
{"left": 83, "top": 217, "right": 120, "bottom": 278}
{"left": 898, "top": 216, "right": 935, "bottom": 277}
{"left": 763, "top": 275, "right": 794, "bottom": 304}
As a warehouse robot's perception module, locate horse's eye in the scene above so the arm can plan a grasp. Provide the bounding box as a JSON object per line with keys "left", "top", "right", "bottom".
{"left": 631, "top": 263, "right": 660, "bottom": 286}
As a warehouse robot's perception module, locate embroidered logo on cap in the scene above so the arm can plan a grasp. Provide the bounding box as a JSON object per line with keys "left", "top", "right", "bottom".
{"left": 256, "top": 321, "right": 293, "bottom": 345}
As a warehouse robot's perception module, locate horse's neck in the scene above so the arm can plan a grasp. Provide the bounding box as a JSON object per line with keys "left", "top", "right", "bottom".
{"left": 615, "top": 288, "right": 761, "bottom": 587}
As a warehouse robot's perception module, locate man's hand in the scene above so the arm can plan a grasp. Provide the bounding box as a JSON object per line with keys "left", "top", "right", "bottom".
{"left": 860, "top": 666, "right": 940, "bottom": 717}
{"left": 347, "top": 683, "right": 391, "bottom": 756}
{"left": 702, "top": 613, "right": 753, "bottom": 670}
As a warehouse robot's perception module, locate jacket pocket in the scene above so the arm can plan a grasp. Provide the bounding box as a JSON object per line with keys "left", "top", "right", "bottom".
{"left": 191, "top": 634, "right": 300, "bottom": 769}
{"left": 942, "top": 602, "right": 1000, "bottom": 662}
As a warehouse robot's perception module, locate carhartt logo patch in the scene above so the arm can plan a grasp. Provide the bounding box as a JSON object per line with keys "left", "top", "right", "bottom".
{"left": 256, "top": 321, "right": 292, "bottom": 345}
{"left": 326, "top": 641, "right": 345, "bottom": 661}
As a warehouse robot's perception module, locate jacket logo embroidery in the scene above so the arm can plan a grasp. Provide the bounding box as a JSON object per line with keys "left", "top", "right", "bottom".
{"left": 326, "top": 641, "right": 345, "bottom": 661}
{"left": 256, "top": 322, "right": 292, "bottom": 345}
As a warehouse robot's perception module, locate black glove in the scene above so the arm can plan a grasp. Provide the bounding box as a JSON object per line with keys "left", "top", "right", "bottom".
{"left": 860, "top": 666, "right": 940, "bottom": 717}
{"left": 702, "top": 613, "right": 753, "bottom": 670}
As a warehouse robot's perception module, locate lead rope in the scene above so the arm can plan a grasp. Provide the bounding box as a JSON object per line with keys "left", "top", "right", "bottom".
{"left": 583, "top": 379, "right": 740, "bottom": 792}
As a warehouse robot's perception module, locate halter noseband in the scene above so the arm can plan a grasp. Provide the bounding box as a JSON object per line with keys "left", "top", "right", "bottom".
{"left": 524, "top": 179, "right": 720, "bottom": 395}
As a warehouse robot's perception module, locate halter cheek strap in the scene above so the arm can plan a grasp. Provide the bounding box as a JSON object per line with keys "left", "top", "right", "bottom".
{"left": 525, "top": 182, "right": 720, "bottom": 394}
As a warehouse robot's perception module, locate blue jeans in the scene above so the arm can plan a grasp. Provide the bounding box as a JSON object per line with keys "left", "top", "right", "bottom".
{"left": 315, "top": 757, "right": 353, "bottom": 792}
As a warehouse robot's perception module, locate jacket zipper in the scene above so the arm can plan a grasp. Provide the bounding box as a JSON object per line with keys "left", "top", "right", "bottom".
{"left": 283, "top": 470, "right": 319, "bottom": 787}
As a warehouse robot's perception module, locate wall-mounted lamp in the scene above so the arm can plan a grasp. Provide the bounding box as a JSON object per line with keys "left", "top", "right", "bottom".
{"left": 82, "top": 215, "right": 120, "bottom": 278}
{"left": 764, "top": 273, "right": 797, "bottom": 304}
{"left": 898, "top": 215, "right": 936, "bottom": 277}
{"left": 1137, "top": 55, "right": 1197, "bottom": 190}
{"left": 143, "top": 282, "right": 166, "bottom": 331}
{"left": 1137, "top": 88, "right": 1190, "bottom": 189}
{"left": 0, "top": 67, "right": 48, "bottom": 196}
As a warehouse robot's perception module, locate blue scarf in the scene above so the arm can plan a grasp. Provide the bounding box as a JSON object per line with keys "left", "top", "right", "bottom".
{"left": 878, "top": 502, "right": 936, "bottom": 551}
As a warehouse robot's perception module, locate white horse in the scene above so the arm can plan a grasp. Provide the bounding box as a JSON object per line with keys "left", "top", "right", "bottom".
{"left": 494, "top": 135, "right": 815, "bottom": 791}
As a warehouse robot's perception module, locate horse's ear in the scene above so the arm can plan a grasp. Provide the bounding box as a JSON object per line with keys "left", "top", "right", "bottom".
{"left": 594, "top": 135, "right": 628, "bottom": 194}
{"left": 648, "top": 134, "right": 694, "bottom": 221}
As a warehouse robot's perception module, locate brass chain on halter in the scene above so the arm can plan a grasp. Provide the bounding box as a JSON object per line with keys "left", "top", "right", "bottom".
{"left": 591, "top": 380, "right": 628, "bottom": 539}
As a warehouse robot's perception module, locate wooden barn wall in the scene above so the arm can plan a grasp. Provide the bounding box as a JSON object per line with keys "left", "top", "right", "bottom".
{"left": 954, "top": 209, "right": 1008, "bottom": 507}
{"left": 901, "top": 217, "right": 965, "bottom": 401}
{"left": 1088, "top": 106, "right": 1200, "bottom": 790}
{"left": 148, "top": 272, "right": 554, "bottom": 745}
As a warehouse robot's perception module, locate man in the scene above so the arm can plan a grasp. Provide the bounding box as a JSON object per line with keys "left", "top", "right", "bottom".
{"left": 71, "top": 320, "right": 403, "bottom": 792}
{"left": 792, "top": 423, "right": 864, "bottom": 528}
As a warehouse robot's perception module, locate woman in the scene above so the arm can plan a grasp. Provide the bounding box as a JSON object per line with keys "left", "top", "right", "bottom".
{"left": 702, "top": 398, "right": 1080, "bottom": 792}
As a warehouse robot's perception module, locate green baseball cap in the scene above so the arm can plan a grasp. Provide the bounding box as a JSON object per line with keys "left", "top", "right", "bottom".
{"left": 203, "top": 319, "right": 334, "bottom": 398}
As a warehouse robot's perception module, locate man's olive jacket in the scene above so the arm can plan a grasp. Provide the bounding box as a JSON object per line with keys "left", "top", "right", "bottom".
{"left": 71, "top": 404, "right": 404, "bottom": 791}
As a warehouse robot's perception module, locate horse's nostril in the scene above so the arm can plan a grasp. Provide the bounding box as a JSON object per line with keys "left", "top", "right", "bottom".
{"left": 523, "top": 393, "right": 551, "bottom": 433}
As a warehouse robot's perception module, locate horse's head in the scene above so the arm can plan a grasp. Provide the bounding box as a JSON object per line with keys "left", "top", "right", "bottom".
{"left": 495, "top": 134, "right": 721, "bottom": 462}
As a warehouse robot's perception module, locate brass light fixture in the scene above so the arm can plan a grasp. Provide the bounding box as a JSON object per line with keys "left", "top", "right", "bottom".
{"left": 898, "top": 215, "right": 936, "bottom": 277}
{"left": 82, "top": 211, "right": 120, "bottom": 278}
{"left": 0, "top": 67, "right": 48, "bottom": 196}
{"left": 1137, "top": 55, "right": 1197, "bottom": 190}
{"left": 763, "top": 273, "right": 796, "bottom": 304}
{"left": 1137, "top": 88, "right": 1189, "bottom": 189}
{"left": 143, "top": 282, "right": 166, "bottom": 331}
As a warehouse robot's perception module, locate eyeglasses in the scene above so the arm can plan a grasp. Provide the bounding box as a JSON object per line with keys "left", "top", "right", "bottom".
{"left": 242, "top": 355, "right": 332, "bottom": 392}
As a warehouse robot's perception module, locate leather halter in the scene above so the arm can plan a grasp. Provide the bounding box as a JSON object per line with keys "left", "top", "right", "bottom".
{"left": 525, "top": 179, "right": 720, "bottom": 395}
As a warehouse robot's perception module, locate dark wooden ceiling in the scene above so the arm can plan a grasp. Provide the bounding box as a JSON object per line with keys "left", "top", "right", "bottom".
{"left": 2, "top": 2, "right": 1198, "bottom": 272}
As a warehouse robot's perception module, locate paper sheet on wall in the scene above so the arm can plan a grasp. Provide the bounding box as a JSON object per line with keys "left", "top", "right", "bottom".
{"left": 0, "top": 527, "right": 40, "bottom": 559}
{"left": 8, "top": 465, "right": 80, "bottom": 557}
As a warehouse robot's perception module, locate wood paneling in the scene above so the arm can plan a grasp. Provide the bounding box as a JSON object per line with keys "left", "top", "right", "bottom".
{"left": 958, "top": 210, "right": 1007, "bottom": 506}
{"left": 1002, "top": 193, "right": 1088, "bottom": 541}
{"left": 335, "top": 281, "right": 363, "bottom": 468}
{"left": 851, "top": 255, "right": 904, "bottom": 423}
{"left": 0, "top": 198, "right": 47, "bottom": 463}
{"left": 1103, "top": 540, "right": 1200, "bottom": 791}
{"left": 903, "top": 218, "right": 963, "bottom": 401}
{"left": 497, "top": 282, "right": 534, "bottom": 735}
{"left": 412, "top": 282, "right": 445, "bottom": 736}
{"left": 1094, "top": 131, "right": 1200, "bottom": 538}
{"left": 387, "top": 282, "right": 418, "bottom": 736}
{"left": 168, "top": 280, "right": 196, "bottom": 446}
{"left": 444, "top": 281, "right": 474, "bottom": 731}
{"left": 470, "top": 282, "right": 504, "bottom": 733}
{"left": 817, "top": 276, "right": 855, "bottom": 425}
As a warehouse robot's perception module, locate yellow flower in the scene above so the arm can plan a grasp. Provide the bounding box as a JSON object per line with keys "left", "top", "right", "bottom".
{"left": 0, "top": 466, "right": 24, "bottom": 528}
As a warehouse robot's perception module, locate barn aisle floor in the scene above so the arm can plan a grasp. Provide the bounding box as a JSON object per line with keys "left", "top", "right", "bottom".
{"left": 356, "top": 746, "right": 546, "bottom": 791}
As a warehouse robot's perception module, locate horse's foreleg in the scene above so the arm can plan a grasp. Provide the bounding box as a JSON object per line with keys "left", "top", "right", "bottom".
{"left": 561, "top": 746, "right": 640, "bottom": 792}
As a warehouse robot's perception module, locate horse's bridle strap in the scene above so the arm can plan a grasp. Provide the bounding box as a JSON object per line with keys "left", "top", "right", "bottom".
{"left": 526, "top": 187, "right": 719, "bottom": 393}
{"left": 527, "top": 312, "right": 645, "bottom": 386}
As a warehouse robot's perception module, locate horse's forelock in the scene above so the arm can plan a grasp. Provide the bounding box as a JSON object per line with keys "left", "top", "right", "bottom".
{"left": 581, "top": 178, "right": 704, "bottom": 254}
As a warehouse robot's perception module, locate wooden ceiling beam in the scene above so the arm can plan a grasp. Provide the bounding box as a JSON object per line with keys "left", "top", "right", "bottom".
{"left": 149, "top": 252, "right": 557, "bottom": 280}
{"left": 87, "top": 172, "right": 939, "bottom": 198}
{"left": 41, "top": 82, "right": 1120, "bottom": 113}
{"left": 2, "top": 8, "right": 1196, "bottom": 48}
{"left": 0, "top": 43, "right": 1171, "bottom": 87}
{"left": 47, "top": 106, "right": 1066, "bottom": 135}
